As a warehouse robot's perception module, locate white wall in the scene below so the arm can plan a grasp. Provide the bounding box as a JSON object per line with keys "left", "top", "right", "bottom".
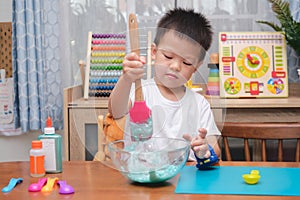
{"left": 0, "top": 0, "right": 42, "bottom": 162}
{"left": 0, "top": 131, "right": 42, "bottom": 162}
{"left": 0, "top": 0, "right": 12, "bottom": 22}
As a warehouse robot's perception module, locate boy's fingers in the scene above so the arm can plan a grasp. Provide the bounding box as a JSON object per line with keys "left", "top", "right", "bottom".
{"left": 123, "top": 60, "right": 144, "bottom": 69}
{"left": 139, "top": 56, "right": 146, "bottom": 64}
{"left": 125, "top": 53, "right": 146, "bottom": 64}
{"left": 204, "top": 150, "right": 211, "bottom": 158}
{"left": 198, "top": 128, "right": 207, "bottom": 139}
{"left": 125, "top": 52, "right": 138, "bottom": 60}
{"left": 182, "top": 133, "right": 192, "bottom": 142}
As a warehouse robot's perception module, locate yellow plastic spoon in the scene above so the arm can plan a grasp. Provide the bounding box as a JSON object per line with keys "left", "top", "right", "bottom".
{"left": 41, "top": 177, "right": 58, "bottom": 192}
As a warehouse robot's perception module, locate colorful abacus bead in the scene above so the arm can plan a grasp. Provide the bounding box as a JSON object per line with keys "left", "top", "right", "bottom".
{"left": 89, "top": 33, "right": 125, "bottom": 98}
{"left": 92, "top": 33, "right": 126, "bottom": 39}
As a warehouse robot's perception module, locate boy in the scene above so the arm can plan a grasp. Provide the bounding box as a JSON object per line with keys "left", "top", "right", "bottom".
{"left": 108, "top": 8, "right": 221, "bottom": 168}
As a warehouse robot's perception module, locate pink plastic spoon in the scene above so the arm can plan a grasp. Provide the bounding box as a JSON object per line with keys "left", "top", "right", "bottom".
{"left": 28, "top": 178, "right": 47, "bottom": 192}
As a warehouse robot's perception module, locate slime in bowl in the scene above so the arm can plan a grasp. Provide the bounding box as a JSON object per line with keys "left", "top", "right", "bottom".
{"left": 108, "top": 137, "right": 190, "bottom": 183}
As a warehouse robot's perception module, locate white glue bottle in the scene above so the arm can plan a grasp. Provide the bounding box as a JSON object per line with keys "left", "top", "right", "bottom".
{"left": 38, "top": 116, "right": 62, "bottom": 173}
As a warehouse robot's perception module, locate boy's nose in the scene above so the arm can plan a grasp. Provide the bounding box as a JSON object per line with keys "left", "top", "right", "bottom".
{"left": 169, "top": 60, "right": 181, "bottom": 71}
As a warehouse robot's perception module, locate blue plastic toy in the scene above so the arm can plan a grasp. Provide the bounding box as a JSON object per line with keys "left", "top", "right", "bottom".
{"left": 195, "top": 144, "right": 219, "bottom": 170}
{"left": 1, "top": 178, "right": 23, "bottom": 193}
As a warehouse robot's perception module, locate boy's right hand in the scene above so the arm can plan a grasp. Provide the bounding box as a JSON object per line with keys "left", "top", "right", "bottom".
{"left": 122, "top": 53, "right": 146, "bottom": 83}
{"left": 183, "top": 128, "right": 210, "bottom": 159}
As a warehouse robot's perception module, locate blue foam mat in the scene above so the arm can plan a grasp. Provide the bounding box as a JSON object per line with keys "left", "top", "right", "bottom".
{"left": 175, "top": 166, "right": 300, "bottom": 196}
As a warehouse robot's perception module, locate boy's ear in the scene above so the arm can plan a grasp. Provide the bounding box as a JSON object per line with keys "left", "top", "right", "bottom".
{"left": 151, "top": 43, "right": 157, "bottom": 60}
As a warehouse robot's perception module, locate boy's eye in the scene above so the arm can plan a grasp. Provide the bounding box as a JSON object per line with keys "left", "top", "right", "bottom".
{"left": 183, "top": 61, "right": 192, "bottom": 66}
{"left": 164, "top": 54, "right": 172, "bottom": 59}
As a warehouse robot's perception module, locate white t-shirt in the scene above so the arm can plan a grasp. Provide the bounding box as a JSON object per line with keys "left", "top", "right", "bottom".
{"left": 124, "top": 79, "right": 221, "bottom": 140}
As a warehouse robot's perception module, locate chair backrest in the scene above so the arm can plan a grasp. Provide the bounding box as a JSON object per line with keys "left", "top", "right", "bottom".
{"left": 220, "top": 122, "right": 300, "bottom": 162}
{"left": 94, "top": 114, "right": 125, "bottom": 162}
{"left": 94, "top": 115, "right": 106, "bottom": 161}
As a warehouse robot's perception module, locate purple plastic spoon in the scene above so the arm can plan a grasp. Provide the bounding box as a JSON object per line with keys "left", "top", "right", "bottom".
{"left": 28, "top": 178, "right": 47, "bottom": 192}
{"left": 57, "top": 180, "right": 74, "bottom": 194}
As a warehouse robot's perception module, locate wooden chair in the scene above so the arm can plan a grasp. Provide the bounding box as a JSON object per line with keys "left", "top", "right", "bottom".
{"left": 220, "top": 122, "right": 300, "bottom": 162}
{"left": 93, "top": 114, "right": 126, "bottom": 162}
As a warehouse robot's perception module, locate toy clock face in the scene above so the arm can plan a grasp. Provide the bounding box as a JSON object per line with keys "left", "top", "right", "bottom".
{"left": 219, "top": 32, "right": 288, "bottom": 98}
{"left": 236, "top": 46, "right": 270, "bottom": 79}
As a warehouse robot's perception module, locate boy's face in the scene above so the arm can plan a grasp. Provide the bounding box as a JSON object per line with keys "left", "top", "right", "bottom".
{"left": 151, "top": 30, "right": 203, "bottom": 89}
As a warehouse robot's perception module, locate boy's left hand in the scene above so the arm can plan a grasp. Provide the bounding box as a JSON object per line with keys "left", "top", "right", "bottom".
{"left": 183, "top": 128, "right": 211, "bottom": 159}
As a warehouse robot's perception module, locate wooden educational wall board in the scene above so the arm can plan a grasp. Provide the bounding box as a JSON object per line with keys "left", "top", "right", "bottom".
{"left": 219, "top": 32, "right": 288, "bottom": 98}
{"left": 0, "top": 22, "right": 12, "bottom": 78}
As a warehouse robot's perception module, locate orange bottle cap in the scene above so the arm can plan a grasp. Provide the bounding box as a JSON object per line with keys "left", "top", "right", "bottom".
{"left": 32, "top": 140, "right": 42, "bottom": 149}
{"left": 46, "top": 116, "right": 52, "bottom": 127}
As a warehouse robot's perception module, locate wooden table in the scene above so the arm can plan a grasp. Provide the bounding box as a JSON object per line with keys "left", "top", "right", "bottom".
{"left": 1, "top": 161, "right": 300, "bottom": 200}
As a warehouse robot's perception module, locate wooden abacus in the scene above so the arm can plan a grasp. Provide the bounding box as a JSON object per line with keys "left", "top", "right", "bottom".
{"left": 84, "top": 32, "right": 126, "bottom": 99}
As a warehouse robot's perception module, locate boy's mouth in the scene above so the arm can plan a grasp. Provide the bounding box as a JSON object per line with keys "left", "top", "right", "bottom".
{"left": 165, "top": 73, "right": 178, "bottom": 79}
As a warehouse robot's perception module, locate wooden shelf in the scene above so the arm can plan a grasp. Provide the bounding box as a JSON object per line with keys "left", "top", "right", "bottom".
{"left": 204, "top": 83, "right": 300, "bottom": 109}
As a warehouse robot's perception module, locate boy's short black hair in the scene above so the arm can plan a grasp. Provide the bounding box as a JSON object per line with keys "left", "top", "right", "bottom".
{"left": 154, "top": 8, "right": 213, "bottom": 61}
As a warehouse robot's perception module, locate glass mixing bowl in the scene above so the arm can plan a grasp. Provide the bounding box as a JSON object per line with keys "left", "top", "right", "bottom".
{"left": 107, "top": 137, "right": 190, "bottom": 183}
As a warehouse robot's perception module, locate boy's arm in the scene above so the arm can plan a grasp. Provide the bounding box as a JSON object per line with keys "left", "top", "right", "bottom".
{"left": 108, "top": 75, "right": 132, "bottom": 119}
{"left": 207, "top": 135, "right": 221, "bottom": 158}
